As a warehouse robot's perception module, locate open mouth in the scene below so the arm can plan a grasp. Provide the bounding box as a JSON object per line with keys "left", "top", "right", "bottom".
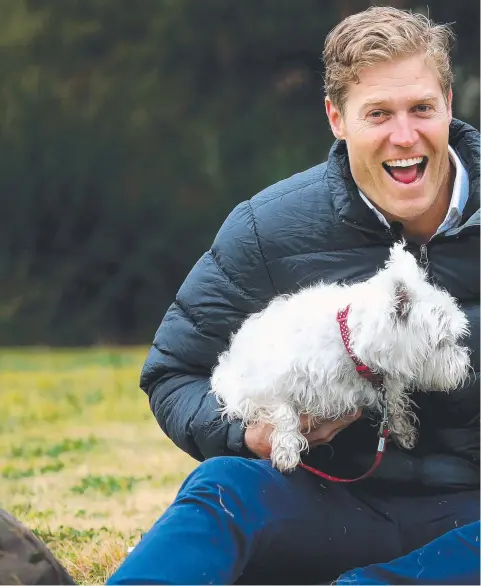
{"left": 382, "top": 156, "right": 428, "bottom": 185}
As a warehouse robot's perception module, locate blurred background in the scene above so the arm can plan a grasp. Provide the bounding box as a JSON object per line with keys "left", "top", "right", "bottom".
{"left": 0, "top": 0, "right": 479, "bottom": 347}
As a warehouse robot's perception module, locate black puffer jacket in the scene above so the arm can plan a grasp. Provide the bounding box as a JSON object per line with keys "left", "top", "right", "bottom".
{"left": 142, "top": 118, "right": 480, "bottom": 493}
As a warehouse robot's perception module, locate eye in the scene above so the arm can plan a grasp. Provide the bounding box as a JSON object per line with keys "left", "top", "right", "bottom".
{"left": 413, "top": 104, "right": 433, "bottom": 114}
{"left": 367, "top": 110, "right": 387, "bottom": 122}
{"left": 436, "top": 335, "right": 453, "bottom": 349}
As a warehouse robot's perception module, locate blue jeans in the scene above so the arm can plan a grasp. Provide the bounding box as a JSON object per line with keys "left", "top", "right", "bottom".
{"left": 337, "top": 520, "right": 480, "bottom": 584}
{"left": 107, "top": 457, "right": 479, "bottom": 585}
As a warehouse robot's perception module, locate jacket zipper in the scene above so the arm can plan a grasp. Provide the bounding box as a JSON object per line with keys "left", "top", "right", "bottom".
{"left": 344, "top": 217, "right": 431, "bottom": 272}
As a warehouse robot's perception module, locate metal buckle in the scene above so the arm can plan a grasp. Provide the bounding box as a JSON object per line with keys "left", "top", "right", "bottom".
{"left": 378, "top": 388, "right": 389, "bottom": 437}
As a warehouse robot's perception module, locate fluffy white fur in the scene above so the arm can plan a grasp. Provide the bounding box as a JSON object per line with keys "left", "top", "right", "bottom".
{"left": 210, "top": 243, "right": 470, "bottom": 473}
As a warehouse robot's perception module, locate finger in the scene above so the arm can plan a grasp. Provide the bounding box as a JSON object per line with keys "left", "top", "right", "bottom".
{"left": 305, "top": 426, "right": 343, "bottom": 445}
{"left": 303, "top": 408, "right": 363, "bottom": 432}
{"left": 304, "top": 409, "right": 363, "bottom": 443}
{"left": 345, "top": 408, "right": 363, "bottom": 421}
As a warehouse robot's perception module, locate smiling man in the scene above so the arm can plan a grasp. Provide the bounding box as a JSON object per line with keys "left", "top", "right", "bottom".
{"left": 108, "top": 7, "right": 479, "bottom": 585}
{"left": 324, "top": 41, "right": 457, "bottom": 243}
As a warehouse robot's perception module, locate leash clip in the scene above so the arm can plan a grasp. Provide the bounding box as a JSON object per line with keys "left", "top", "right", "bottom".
{"left": 377, "top": 388, "right": 389, "bottom": 438}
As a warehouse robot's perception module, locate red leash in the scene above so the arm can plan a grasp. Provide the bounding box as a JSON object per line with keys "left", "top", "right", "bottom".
{"left": 299, "top": 423, "right": 389, "bottom": 483}
{"left": 298, "top": 305, "right": 390, "bottom": 483}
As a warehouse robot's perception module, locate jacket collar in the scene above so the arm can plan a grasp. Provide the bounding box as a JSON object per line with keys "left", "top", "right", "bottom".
{"left": 327, "top": 118, "right": 480, "bottom": 233}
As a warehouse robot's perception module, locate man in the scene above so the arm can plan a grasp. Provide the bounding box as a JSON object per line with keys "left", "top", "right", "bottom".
{"left": 109, "top": 6, "right": 480, "bottom": 585}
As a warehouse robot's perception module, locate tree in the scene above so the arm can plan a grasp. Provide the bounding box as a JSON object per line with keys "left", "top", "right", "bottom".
{"left": 0, "top": 0, "right": 478, "bottom": 344}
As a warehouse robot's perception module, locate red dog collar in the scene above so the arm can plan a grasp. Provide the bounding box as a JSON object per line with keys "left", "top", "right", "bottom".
{"left": 298, "top": 305, "right": 390, "bottom": 483}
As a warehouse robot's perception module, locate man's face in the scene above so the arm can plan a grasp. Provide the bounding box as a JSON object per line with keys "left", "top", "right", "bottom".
{"left": 325, "top": 54, "right": 452, "bottom": 223}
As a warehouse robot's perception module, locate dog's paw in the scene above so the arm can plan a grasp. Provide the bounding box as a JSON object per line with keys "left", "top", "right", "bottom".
{"left": 392, "top": 424, "right": 418, "bottom": 450}
{"left": 398, "top": 431, "right": 418, "bottom": 450}
{"left": 271, "top": 446, "right": 301, "bottom": 473}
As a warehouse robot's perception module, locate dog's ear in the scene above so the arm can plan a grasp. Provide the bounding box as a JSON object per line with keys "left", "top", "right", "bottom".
{"left": 394, "top": 281, "right": 412, "bottom": 320}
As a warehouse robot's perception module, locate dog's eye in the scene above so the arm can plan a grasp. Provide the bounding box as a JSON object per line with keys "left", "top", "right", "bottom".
{"left": 436, "top": 337, "right": 452, "bottom": 349}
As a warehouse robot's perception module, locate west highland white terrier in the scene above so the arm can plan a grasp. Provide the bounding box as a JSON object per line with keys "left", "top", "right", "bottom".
{"left": 211, "top": 242, "right": 470, "bottom": 473}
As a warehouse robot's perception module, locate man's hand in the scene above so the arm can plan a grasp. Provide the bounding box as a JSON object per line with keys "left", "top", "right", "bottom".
{"left": 244, "top": 409, "right": 362, "bottom": 459}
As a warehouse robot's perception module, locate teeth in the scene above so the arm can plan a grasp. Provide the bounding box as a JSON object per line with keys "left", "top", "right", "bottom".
{"left": 384, "top": 156, "right": 424, "bottom": 167}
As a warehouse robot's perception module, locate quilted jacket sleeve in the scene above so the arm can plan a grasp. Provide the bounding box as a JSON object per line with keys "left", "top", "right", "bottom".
{"left": 140, "top": 200, "right": 276, "bottom": 461}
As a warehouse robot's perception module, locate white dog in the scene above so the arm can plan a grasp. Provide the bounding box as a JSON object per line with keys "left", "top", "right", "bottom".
{"left": 211, "top": 243, "right": 470, "bottom": 473}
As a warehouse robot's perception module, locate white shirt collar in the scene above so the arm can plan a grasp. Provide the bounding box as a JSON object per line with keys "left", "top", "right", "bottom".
{"left": 358, "top": 145, "right": 470, "bottom": 238}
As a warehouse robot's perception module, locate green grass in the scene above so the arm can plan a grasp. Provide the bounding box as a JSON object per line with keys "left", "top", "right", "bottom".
{"left": 0, "top": 347, "right": 196, "bottom": 584}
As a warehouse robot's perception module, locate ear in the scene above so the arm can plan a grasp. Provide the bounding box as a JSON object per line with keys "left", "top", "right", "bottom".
{"left": 446, "top": 87, "right": 453, "bottom": 123}
{"left": 325, "top": 97, "right": 346, "bottom": 140}
{"left": 394, "top": 281, "right": 412, "bottom": 320}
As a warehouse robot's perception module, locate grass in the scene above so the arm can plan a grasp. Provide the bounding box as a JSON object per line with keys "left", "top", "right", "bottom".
{"left": 0, "top": 347, "right": 197, "bottom": 584}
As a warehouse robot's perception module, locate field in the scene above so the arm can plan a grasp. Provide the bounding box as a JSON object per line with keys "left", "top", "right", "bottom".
{"left": 0, "top": 348, "right": 197, "bottom": 584}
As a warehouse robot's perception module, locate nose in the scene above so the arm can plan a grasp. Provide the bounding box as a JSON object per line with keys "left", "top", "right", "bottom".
{"left": 389, "top": 113, "right": 418, "bottom": 149}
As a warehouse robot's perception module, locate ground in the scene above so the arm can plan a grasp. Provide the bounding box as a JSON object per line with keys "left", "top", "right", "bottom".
{"left": 0, "top": 348, "right": 197, "bottom": 584}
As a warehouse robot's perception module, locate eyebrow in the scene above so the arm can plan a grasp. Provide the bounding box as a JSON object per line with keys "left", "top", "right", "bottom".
{"left": 361, "top": 94, "right": 439, "bottom": 109}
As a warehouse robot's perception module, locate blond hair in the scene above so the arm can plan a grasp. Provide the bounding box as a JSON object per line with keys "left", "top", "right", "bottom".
{"left": 323, "top": 6, "right": 455, "bottom": 113}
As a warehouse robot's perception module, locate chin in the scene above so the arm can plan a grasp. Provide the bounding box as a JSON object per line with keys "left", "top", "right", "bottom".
{"left": 383, "top": 191, "right": 435, "bottom": 221}
{"left": 390, "top": 203, "right": 432, "bottom": 222}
